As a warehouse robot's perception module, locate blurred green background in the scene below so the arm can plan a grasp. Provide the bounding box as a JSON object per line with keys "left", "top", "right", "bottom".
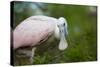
{"left": 12, "top": 1, "right": 97, "bottom": 65}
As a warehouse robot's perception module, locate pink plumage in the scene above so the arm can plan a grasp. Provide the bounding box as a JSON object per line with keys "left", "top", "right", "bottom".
{"left": 13, "top": 16, "right": 58, "bottom": 49}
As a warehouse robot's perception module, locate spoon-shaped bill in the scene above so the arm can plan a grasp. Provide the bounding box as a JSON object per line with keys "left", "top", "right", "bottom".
{"left": 58, "top": 35, "right": 68, "bottom": 50}
{"left": 58, "top": 27, "right": 68, "bottom": 50}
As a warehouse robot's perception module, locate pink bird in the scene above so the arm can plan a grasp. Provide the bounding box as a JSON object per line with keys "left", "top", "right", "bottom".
{"left": 13, "top": 15, "right": 68, "bottom": 63}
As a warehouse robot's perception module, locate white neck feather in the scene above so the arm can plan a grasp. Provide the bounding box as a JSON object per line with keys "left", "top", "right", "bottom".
{"left": 54, "top": 25, "right": 60, "bottom": 39}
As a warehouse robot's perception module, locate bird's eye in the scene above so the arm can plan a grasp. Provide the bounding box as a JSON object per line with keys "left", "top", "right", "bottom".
{"left": 63, "top": 23, "right": 65, "bottom": 26}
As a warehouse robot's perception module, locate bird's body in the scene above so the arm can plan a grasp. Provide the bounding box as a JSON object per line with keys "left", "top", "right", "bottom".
{"left": 13, "top": 16, "right": 59, "bottom": 49}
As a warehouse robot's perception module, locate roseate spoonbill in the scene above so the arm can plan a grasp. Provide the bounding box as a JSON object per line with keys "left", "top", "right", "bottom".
{"left": 13, "top": 15, "right": 68, "bottom": 63}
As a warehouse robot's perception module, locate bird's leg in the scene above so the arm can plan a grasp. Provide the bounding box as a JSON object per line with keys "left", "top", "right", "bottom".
{"left": 30, "top": 47, "right": 36, "bottom": 64}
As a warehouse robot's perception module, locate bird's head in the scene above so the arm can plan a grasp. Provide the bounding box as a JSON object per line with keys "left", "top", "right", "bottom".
{"left": 55, "top": 17, "right": 68, "bottom": 50}
{"left": 58, "top": 17, "right": 68, "bottom": 37}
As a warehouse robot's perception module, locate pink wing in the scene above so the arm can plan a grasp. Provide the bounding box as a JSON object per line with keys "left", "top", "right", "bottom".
{"left": 13, "top": 16, "right": 58, "bottom": 49}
